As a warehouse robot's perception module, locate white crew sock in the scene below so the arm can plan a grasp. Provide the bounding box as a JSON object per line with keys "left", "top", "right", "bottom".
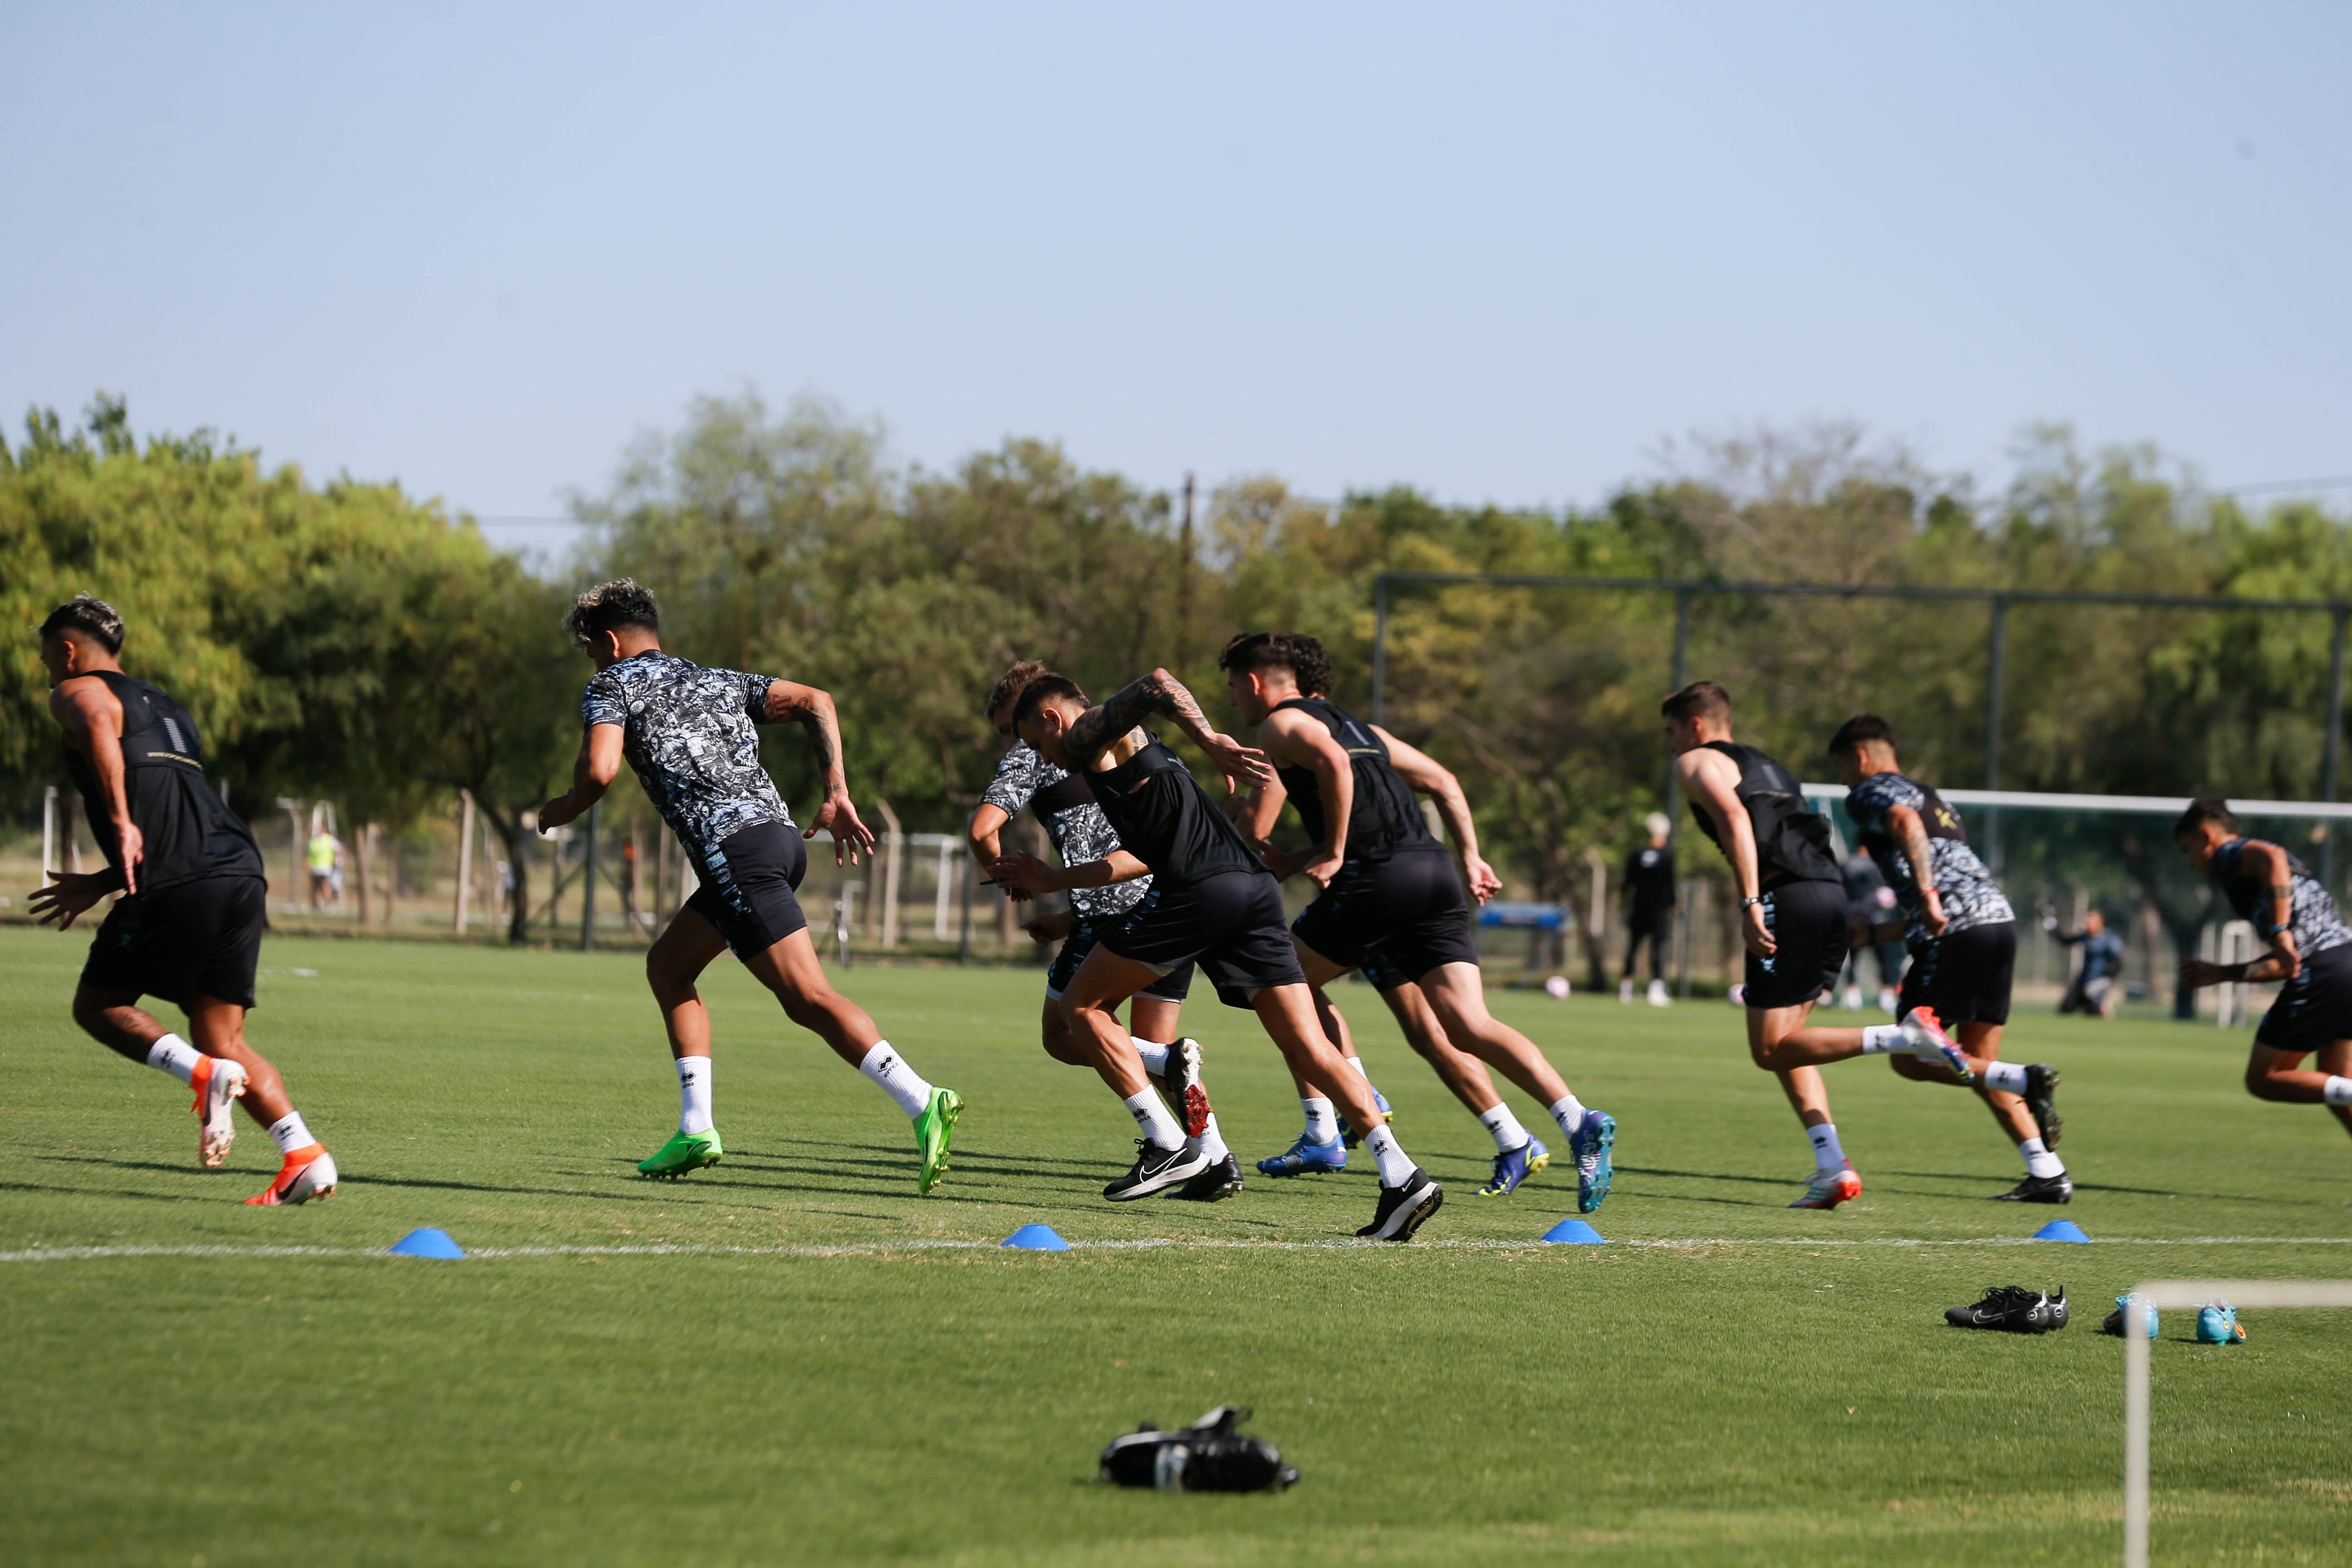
{"left": 1124, "top": 1087, "right": 1185, "bottom": 1151}
{"left": 1546, "top": 1094, "right": 1587, "bottom": 1140}
{"left": 676, "top": 1056, "right": 714, "bottom": 1135}
{"left": 1807, "top": 1122, "right": 1846, "bottom": 1171}
{"left": 1858, "top": 1025, "right": 1908, "bottom": 1055}
{"left": 1364, "top": 1123, "right": 1416, "bottom": 1186}
{"left": 1300, "top": 1096, "right": 1339, "bottom": 1144}
{"left": 267, "top": 1112, "right": 316, "bottom": 1155}
{"left": 857, "top": 1042, "right": 933, "bottom": 1120}
{"left": 2018, "top": 1136, "right": 2065, "bottom": 1179}
{"left": 1341, "top": 1055, "right": 1370, "bottom": 1081}
{"left": 145, "top": 1033, "right": 201, "bottom": 1085}
{"left": 1189, "top": 1113, "right": 1231, "bottom": 1163}
{"left": 1132, "top": 1037, "right": 1173, "bottom": 1078}
{"left": 2324, "top": 1075, "right": 2352, "bottom": 1108}
{"left": 1980, "top": 1061, "right": 2030, "bottom": 1095}
{"left": 1477, "top": 1101, "right": 1532, "bottom": 1153}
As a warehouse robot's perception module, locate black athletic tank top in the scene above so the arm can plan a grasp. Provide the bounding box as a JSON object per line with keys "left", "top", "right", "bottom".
{"left": 1686, "top": 740, "right": 1839, "bottom": 885}
{"left": 64, "top": 670, "right": 264, "bottom": 893}
{"left": 1088, "top": 741, "right": 1266, "bottom": 890}
{"left": 1269, "top": 696, "right": 1435, "bottom": 864}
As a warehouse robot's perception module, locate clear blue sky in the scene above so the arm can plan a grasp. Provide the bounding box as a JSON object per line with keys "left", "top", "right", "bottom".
{"left": 7, "top": 3, "right": 2349, "bottom": 552}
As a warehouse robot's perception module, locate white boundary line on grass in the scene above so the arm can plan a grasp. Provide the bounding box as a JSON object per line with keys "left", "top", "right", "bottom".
{"left": 5, "top": 1235, "right": 2352, "bottom": 1265}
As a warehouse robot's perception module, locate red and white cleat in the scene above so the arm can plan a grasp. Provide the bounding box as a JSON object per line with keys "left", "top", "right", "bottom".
{"left": 1789, "top": 1160, "right": 1863, "bottom": 1210}
{"left": 190, "top": 1056, "right": 249, "bottom": 1169}
{"left": 1899, "top": 1006, "right": 1974, "bottom": 1085}
{"left": 245, "top": 1144, "right": 338, "bottom": 1206}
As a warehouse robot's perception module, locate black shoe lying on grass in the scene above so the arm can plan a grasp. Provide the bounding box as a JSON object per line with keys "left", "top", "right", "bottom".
{"left": 1945, "top": 1284, "right": 2069, "bottom": 1333}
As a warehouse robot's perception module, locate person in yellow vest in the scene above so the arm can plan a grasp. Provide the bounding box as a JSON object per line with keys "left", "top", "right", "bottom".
{"left": 305, "top": 828, "right": 342, "bottom": 911}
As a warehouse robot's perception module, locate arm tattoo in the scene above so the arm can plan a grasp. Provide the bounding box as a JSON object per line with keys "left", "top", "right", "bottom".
{"left": 1065, "top": 669, "right": 1208, "bottom": 767}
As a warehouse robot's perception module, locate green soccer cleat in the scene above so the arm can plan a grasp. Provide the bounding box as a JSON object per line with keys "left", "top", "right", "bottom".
{"left": 915, "top": 1086, "right": 962, "bottom": 1194}
{"left": 638, "top": 1128, "right": 723, "bottom": 1180}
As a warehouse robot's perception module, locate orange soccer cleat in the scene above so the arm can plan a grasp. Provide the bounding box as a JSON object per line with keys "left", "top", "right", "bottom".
{"left": 189, "top": 1055, "right": 249, "bottom": 1169}
{"left": 245, "top": 1143, "right": 339, "bottom": 1206}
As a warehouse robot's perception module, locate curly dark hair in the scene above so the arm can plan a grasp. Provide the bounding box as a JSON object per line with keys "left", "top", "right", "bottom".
{"left": 982, "top": 659, "right": 1053, "bottom": 721}
{"left": 1216, "top": 632, "right": 1330, "bottom": 698}
{"left": 565, "top": 578, "right": 661, "bottom": 652}
{"left": 40, "top": 594, "right": 125, "bottom": 655}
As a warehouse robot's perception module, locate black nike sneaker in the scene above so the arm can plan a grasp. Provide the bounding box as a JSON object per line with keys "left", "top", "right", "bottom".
{"left": 1167, "top": 1153, "right": 1244, "bottom": 1202}
{"left": 2021, "top": 1063, "right": 2063, "bottom": 1147}
{"left": 1356, "top": 1167, "right": 1444, "bottom": 1241}
{"left": 1945, "top": 1284, "right": 2066, "bottom": 1333}
{"left": 1104, "top": 1140, "right": 1212, "bottom": 1202}
{"left": 1990, "top": 1171, "right": 2074, "bottom": 1204}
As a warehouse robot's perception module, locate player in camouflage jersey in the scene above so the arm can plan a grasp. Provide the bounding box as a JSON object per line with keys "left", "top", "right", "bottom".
{"left": 538, "top": 580, "right": 961, "bottom": 1191}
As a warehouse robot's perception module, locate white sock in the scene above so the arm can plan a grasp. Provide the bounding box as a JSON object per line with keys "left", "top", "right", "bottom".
{"left": 1124, "top": 1087, "right": 1184, "bottom": 1151}
{"left": 2018, "top": 1136, "right": 2065, "bottom": 1179}
{"left": 1132, "top": 1037, "right": 1173, "bottom": 1077}
{"left": 2324, "top": 1075, "right": 2352, "bottom": 1108}
{"left": 267, "top": 1112, "right": 316, "bottom": 1155}
{"left": 1189, "top": 1112, "right": 1230, "bottom": 1163}
{"left": 1364, "top": 1123, "right": 1415, "bottom": 1186}
{"left": 1546, "top": 1094, "right": 1587, "bottom": 1140}
{"left": 857, "top": 1041, "right": 933, "bottom": 1120}
{"left": 1301, "top": 1096, "right": 1339, "bottom": 1144}
{"left": 1980, "top": 1061, "right": 2030, "bottom": 1094}
{"left": 676, "top": 1056, "right": 714, "bottom": 1135}
{"left": 1807, "top": 1122, "right": 1846, "bottom": 1171}
{"left": 1477, "top": 1101, "right": 1531, "bottom": 1153}
{"left": 145, "top": 1033, "right": 200, "bottom": 1085}
{"left": 1859, "top": 1025, "right": 1907, "bottom": 1055}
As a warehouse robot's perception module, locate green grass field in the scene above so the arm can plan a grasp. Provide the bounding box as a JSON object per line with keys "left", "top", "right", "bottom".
{"left": 4, "top": 926, "right": 2348, "bottom": 1566}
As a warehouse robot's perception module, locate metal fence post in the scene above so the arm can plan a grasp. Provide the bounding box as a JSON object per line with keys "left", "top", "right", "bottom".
{"left": 2324, "top": 606, "right": 2348, "bottom": 889}
{"left": 579, "top": 802, "right": 599, "bottom": 952}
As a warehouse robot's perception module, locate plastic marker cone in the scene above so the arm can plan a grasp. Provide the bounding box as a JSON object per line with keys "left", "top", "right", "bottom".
{"left": 2030, "top": 1219, "right": 2089, "bottom": 1244}
{"left": 388, "top": 1227, "right": 466, "bottom": 1260}
{"left": 999, "top": 1224, "right": 1070, "bottom": 1252}
{"left": 1540, "top": 1218, "right": 1606, "bottom": 1244}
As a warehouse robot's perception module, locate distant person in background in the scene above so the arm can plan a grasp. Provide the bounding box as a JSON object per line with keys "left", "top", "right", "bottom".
{"left": 1619, "top": 812, "right": 1676, "bottom": 1006}
{"left": 305, "top": 827, "right": 342, "bottom": 911}
{"left": 2052, "top": 908, "right": 2123, "bottom": 1018}
{"left": 1838, "top": 851, "right": 1905, "bottom": 1013}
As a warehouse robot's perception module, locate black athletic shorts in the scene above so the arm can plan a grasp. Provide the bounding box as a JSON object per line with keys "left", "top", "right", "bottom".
{"left": 2256, "top": 940, "right": 2352, "bottom": 1052}
{"left": 1744, "top": 877, "right": 1848, "bottom": 1011}
{"left": 1101, "top": 869, "right": 1306, "bottom": 1009}
{"left": 686, "top": 820, "right": 810, "bottom": 960}
{"left": 80, "top": 874, "right": 268, "bottom": 1011}
{"left": 1294, "top": 848, "right": 1481, "bottom": 992}
{"left": 1049, "top": 917, "right": 1194, "bottom": 1003}
{"left": 1899, "top": 920, "right": 2017, "bottom": 1028}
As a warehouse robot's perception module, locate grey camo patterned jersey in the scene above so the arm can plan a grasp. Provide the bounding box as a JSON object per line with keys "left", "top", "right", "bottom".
{"left": 1843, "top": 771, "right": 2014, "bottom": 947}
{"left": 581, "top": 651, "right": 793, "bottom": 869}
{"left": 2211, "top": 837, "right": 2352, "bottom": 957}
{"left": 981, "top": 741, "right": 1151, "bottom": 922}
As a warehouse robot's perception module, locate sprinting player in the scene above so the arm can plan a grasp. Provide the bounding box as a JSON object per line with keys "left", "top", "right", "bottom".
{"left": 972, "top": 660, "right": 1240, "bottom": 1201}
{"left": 1663, "top": 682, "right": 1974, "bottom": 1210}
{"left": 537, "top": 579, "right": 961, "bottom": 1190}
{"left": 2174, "top": 798, "right": 2352, "bottom": 1144}
{"left": 28, "top": 595, "right": 338, "bottom": 1205}
{"left": 1219, "top": 633, "right": 1616, "bottom": 1211}
{"left": 1620, "top": 813, "right": 1677, "bottom": 1006}
{"left": 999, "top": 667, "right": 1445, "bottom": 1239}
{"left": 2053, "top": 908, "right": 2124, "bottom": 1017}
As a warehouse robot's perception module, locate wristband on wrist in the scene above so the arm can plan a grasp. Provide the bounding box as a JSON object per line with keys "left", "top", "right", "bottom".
{"left": 1739, "top": 895, "right": 1763, "bottom": 909}
{"left": 2221, "top": 961, "right": 2252, "bottom": 982}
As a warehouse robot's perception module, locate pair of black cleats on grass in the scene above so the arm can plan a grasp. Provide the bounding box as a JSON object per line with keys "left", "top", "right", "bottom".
{"left": 1101, "top": 1141, "right": 1444, "bottom": 1241}
{"left": 1946, "top": 1284, "right": 2070, "bottom": 1333}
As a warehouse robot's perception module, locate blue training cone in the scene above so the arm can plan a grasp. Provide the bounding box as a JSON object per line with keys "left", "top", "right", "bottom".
{"left": 388, "top": 1227, "right": 466, "bottom": 1260}
{"left": 999, "top": 1224, "right": 1070, "bottom": 1252}
{"left": 2030, "top": 1219, "right": 2090, "bottom": 1244}
{"left": 1540, "top": 1218, "right": 1606, "bottom": 1245}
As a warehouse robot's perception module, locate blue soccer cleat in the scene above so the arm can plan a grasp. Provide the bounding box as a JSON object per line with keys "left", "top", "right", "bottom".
{"left": 1568, "top": 1110, "right": 1616, "bottom": 1214}
{"left": 1336, "top": 1086, "right": 1395, "bottom": 1150}
{"left": 1256, "top": 1136, "right": 1347, "bottom": 1178}
{"left": 2102, "top": 1294, "right": 2159, "bottom": 1339}
{"left": 2196, "top": 1301, "right": 2245, "bottom": 1345}
{"left": 1477, "top": 1136, "right": 1549, "bottom": 1197}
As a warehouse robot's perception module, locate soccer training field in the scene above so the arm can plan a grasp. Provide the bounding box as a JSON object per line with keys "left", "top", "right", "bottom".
{"left": 4, "top": 927, "right": 2347, "bottom": 1566}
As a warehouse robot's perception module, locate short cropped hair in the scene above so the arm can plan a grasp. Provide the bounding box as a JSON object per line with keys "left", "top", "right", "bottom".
{"left": 1827, "top": 714, "right": 1896, "bottom": 754}
{"left": 983, "top": 659, "right": 1052, "bottom": 720}
{"left": 1218, "top": 632, "right": 1332, "bottom": 698}
{"left": 565, "top": 578, "right": 660, "bottom": 651}
{"left": 2173, "top": 796, "right": 2237, "bottom": 839}
{"left": 40, "top": 595, "right": 125, "bottom": 655}
{"left": 1660, "top": 680, "right": 1732, "bottom": 725}
{"left": 1011, "top": 673, "right": 1089, "bottom": 726}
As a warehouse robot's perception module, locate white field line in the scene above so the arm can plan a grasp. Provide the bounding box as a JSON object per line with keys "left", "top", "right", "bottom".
{"left": 5, "top": 1235, "right": 2352, "bottom": 1265}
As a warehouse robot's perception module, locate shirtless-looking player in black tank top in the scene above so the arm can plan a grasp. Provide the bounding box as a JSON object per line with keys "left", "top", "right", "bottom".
{"left": 1664, "top": 680, "right": 1989, "bottom": 1211}
{"left": 28, "top": 595, "right": 339, "bottom": 1206}
{"left": 1000, "top": 666, "right": 1446, "bottom": 1240}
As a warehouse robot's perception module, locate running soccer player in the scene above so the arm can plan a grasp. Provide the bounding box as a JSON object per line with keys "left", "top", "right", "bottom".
{"left": 999, "top": 667, "right": 1445, "bottom": 1239}
{"left": 28, "top": 596, "right": 339, "bottom": 1205}
{"left": 1663, "top": 683, "right": 1977, "bottom": 1209}
{"left": 1218, "top": 633, "right": 1617, "bottom": 1210}
{"left": 537, "top": 580, "right": 961, "bottom": 1190}
{"left": 2173, "top": 797, "right": 2352, "bottom": 1144}
{"left": 972, "top": 661, "right": 1240, "bottom": 1201}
